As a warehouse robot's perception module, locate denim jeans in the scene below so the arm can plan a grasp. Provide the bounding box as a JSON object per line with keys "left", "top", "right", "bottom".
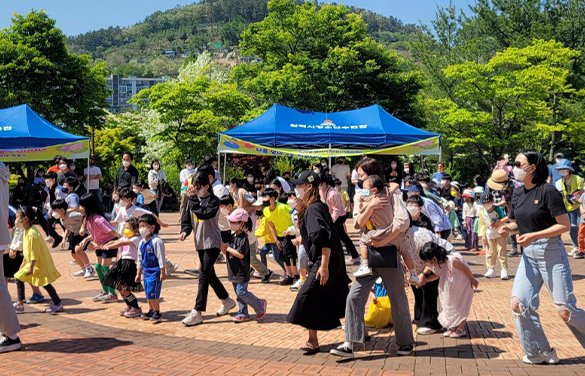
{"left": 298, "top": 245, "right": 308, "bottom": 270}
{"left": 511, "top": 236, "right": 585, "bottom": 358}
{"left": 232, "top": 282, "right": 263, "bottom": 318}
{"left": 260, "top": 243, "right": 285, "bottom": 272}
{"left": 568, "top": 208, "right": 580, "bottom": 248}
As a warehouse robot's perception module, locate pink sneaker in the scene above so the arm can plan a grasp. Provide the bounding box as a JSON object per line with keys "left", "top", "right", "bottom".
{"left": 45, "top": 304, "right": 64, "bottom": 313}
{"left": 233, "top": 314, "right": 250, "bottom": 323}
{"left": 450, "top": 329, "right": 467, "bottom": 338}
{"left": 119, "top": 306, "right": 131, "bottom": 316}
{"left": 256, "top": 299, "right": 268, "bottom": 321}
{"left": 13, "top": 303, "right": 24, "bottom": 313}
{"left": 123, "top": 307, "right": 143, "bottom": 318}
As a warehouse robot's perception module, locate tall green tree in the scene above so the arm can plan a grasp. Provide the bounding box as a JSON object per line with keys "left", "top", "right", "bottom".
{"left": 0, "top": 10, "right": 109, "bottom": 135}
{"left": 232, "top": 0, "right": 422, "bottom": 124}
{"left": 425, "top": 40, "right": 580, "bottom": 169}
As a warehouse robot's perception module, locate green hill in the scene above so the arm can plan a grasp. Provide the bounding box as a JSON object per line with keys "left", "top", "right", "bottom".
{"left": 66, "top": 0, "right": 418, "bottom": 77}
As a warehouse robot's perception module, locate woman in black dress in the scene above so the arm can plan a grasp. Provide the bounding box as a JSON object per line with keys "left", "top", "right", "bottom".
{"left": 287, "top": 170, "right": 349, "bottom": 354}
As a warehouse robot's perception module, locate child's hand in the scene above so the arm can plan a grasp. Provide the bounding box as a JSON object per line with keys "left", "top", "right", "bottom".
{"left": 179, "top": 232, "right": 187, "bottom": 241}
{"left": 160, "top": 270, "right": 167, "bottom": 282}
{"left": 160, "top": 222, "right": 169, "bottom": 228}
{"left": 9, "top": 249, "right": 16, "bottom": 259}
{"left": 418, "top": 273, "right": 427, "bottom": 287}
{"left": 26, "top": 266, "right": 34, "bottom": 276}
{"left": 135, "top": 274, "right": 141, "bottom": 283}
{"left": 471, "top": 278, "right": 479, "bottom": 289}
{"left": 220, "top": 242, "right": 229, "bottom": 252}
{"left": 60, "top": 239, "right": 67, "bottom": 249}
{"left": 186, "top": 184, "right": 198, "bottom": 197}
{"left": 372, "top": 297, "right": 378, "bottom": 305}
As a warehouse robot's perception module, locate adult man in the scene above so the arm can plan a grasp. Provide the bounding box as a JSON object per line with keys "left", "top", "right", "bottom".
{"left": 44, "top": 171, "right": 67, "bottom": 248}
{"left": 114, "top": 152, "right": 139, "bottom": 190}
{"left": 331, "top": 156, "right": 351, "bottom": 191}
{"left": 547, "top": 152, "right": 564, "bottom": 185}
{"left": 179, "top": 159, "right": 196, "bottom": 222}
{"left": 438, "top": 173, "right": 454, "bottom": 201}
{"left": 0, "top": 161, "right": 21, "bottom": 353}
{"left": 432, "top": 161, "right": 447, "bottom": 183}
{"left": 554, "top": 159, "right": 583, "bottom": 256}
{"left": 84, "top": 158, "right": 105, "bottom": 213}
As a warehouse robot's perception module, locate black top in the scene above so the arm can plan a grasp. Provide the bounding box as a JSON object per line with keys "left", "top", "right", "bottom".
{"left": 299, "top": 200, "right": 344, "bottom": 263}
{"left": 439, "top": 186, "right": 453, "bottom": 201}
{"left": 226, "top": 231, "right": 250, "bottom": 284}
{"left": 410, "top": 212, "right": 434, "bottom": 232}
{"left": 114, "top": 165, "right": 139, "bottom": 189}
{"left": 509, "top": 183, "right": 567, "bottom": 235}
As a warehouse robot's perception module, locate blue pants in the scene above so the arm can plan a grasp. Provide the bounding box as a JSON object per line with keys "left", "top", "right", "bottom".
{"left": 232, "top": 282, "right": 263, "bottom": 318}
{"left": 568, "top": 208, "right": 580, "bottom": 248}
{"left": 511, "top": 236, "right": 585, "bottom": 358}
{"left": 260, "top": 243, "right": 285, "bottom": 272}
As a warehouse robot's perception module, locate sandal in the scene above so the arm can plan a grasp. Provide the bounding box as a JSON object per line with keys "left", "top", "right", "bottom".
{"left": 299, "top": 341, "right": 320, "bottom": 355}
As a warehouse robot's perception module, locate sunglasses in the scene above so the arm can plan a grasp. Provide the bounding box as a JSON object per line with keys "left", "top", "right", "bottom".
{"left": 513, "top": 161, "right": 525, "bottom": 168}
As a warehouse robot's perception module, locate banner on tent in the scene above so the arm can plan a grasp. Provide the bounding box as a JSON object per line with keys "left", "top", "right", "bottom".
{"left": 218, "top": 134, "right": 441, "bottom": 157}
{"left": 0, "top": 140, "right": 90, "bottom": 162}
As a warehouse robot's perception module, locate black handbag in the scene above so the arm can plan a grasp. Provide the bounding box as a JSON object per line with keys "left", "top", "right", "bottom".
{"left": 367, "top": 245, "right": 398, "bottom": 268}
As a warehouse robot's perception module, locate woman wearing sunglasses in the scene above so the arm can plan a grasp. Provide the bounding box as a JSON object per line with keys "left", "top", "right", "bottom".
{"left": 500, "top": 149, "right": 585, "bottom": 364}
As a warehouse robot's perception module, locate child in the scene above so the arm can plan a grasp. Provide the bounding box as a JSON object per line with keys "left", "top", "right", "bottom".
{"left": 113, "top": 188, "right": 168, "bottom": 235}
{"left": 222, "top": 208, "right": 267, "bottom": 322}
{"left": 473, "top": 187, "right": 486, "bottom": 255}
{"left": 462, "top": 189, "right": 478, "bottom": 251}
{"left": 578, "top": 193, "right": 585, "bottom": 259}
{"left": 477, "top": 192, "right": 509, "bottom": 280}
{"left": 133, "top": 180, "right": 157, "bottom": 215}
{"left": 261, "top": 189, "right": 298, "bottom": 285}
{"left": 110, "top": 188, "right": 121, "bottom": 223}
{"left": 335, "top": 179, "right": 352, "bottom": 218}
{"left": 255, "top": 206, "right": 279, "bottom": 283}
{"left": 78, "top": 193, "right": 121, "bottom": 302}
{"left": 136, "top": 214, "right": 166, "bottom": 322}
{"left": 51, "top": 199, "right": 95, "bottom": 278}
{"left": 354, "top": 175, "right": 419, "bottom": 286}
{"left": 419, "top": 242, "right": 478, "bottom": 338}
{"left": 282, "top": 192, "right": 306, "bottom": 291}
{"left": 62, "top": 177, "right": 80, "bottom": 212}
{"left": 13, "top": 206, "right": 64, "bottom": 313}
{"left": 102, "top": 218, "right": 144, "bottom": 318}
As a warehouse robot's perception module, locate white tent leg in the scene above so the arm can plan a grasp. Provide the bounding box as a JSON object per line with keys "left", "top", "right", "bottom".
{"left": 328, "top": 143, "right": 332, "bottom": 171}
{"left": 86, "top": 155, "right": 90, "bottom": 189}
{"left": 217, "top": 151, "right": 221, "bottom": 183}
{"left": 223, "top": 153, "right": 227, "bottom": 184}
{"left": 439, "top": 145, "right": 442, "bottom": 163}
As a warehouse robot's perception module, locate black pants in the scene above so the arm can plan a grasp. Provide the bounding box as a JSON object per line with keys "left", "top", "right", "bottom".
{"left": 334, "top": 215, "right": 359, "bottom": 258}
{"left": 411, "top": 280, "right": 441, "bottom": 329}
{"left": 195, "top": 248, "right": 229, "bottom": 312}
{"left": 47, "top": 215, "right": 64, "bottom": 242}
{"left": 34, "top": 206, "right": 49, "bottom": 235}
{"left": 17, "top": 282, "right": 61, "bottom": 305}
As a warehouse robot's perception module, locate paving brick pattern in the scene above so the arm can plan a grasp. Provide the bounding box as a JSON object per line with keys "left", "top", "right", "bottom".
{"left": 3, "top": 213, "right": 585, "bottom": 375}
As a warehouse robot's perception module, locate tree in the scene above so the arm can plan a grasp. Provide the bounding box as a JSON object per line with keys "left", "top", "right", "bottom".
{"left": 232, "top": 0, "right": 422, "bottom": 124}
{"left": 130, "top": 52, "right": 253, "bottom": 169}
{"left": 425, "top": 40, "right": 580, "bottom": 170}
{"left": 0, "top": 10, "right": 109, "bottom": 135}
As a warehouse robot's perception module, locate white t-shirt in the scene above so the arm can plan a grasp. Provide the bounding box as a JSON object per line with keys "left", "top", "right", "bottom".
{"left": 331, "top": 163, "right": 350, "bottom": 188}
{"left": 84, "top": 166, "right": 102, "bottom": 190}
{"left": 212, "top": 180, "right": 230, "bottom": 231}
{"left": 351, "top": 169, "right": 361, "bottom": 194}
{"left": 114, "top": 205, "right": 152, "bottom": 234}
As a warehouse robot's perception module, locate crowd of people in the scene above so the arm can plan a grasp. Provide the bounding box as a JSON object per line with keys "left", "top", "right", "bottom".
{"left": 1, "top": 150, "right": 585, "bottom": 366}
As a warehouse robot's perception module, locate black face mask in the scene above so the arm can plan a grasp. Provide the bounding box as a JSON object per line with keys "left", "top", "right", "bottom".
{"left": 337, "top": 161, "right": 343, "bottom": 165}
{"left": 255, "top": 211, "right": 263, "bottom": 217}
{"left": 262, "top": 200, "right": 271, "bottom": 207}
{"left": 19, "top": 182, "right": 24, "bottom": 187}
{"left": 357, "top": 179, "right": 364, "bottom": 189}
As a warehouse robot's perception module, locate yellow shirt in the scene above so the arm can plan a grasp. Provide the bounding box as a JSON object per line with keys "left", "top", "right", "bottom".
{"left": 263, "top": 202, "right": 293, "bottom": 237}
{"left": 255, "top": 216, "right": 276, "bottom": 244}
{"left": 339, "top": 188, "right": 351, "bottom": 213}
{"left": 15, "top": 226, "right": 61, "bottom": 286}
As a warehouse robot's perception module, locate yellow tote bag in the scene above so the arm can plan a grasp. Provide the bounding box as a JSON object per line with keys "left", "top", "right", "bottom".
{"left": 364, "top": 296, "right": 392, "bottom": 329}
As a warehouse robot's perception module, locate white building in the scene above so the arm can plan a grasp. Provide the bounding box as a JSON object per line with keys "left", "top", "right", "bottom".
{"left": 106, "top": 75, "right": 166, "bottom": 112}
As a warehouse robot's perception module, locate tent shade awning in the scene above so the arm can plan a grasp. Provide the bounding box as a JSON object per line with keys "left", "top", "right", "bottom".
{"left": 219, "top": 104, "right": 441, "bottom": 156}
{"left": 0, "top": 104, "right": 90, "bottom": 161}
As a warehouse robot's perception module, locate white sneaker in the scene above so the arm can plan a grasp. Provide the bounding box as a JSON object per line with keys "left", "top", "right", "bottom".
{"left": 73, "top": 269, "right": 86, "bottom": 277}
{"left": 290, "top": 278, "right": 304, "bottom": 291}
{"left": 456, "top": 235, "right": 464, "bottom": 240}
{"left": 484, "top": 268, "right": 495, "bottom": 278}
{"left": 569, "top": 247, "right": 579, "bottom": 257}
{"left": 69, "top": 260, "right": 77, "bottom": 265}
{"left": 417, "top": 327, "right": 438, "bottom": 335}
{"left": 182, "top": 309, "right": 203, "bottom": 326}
{"left": 500, "top": 269, "right": 509, "bottom": 280}
{"left": 216, "top": 297, "right": 236, "bottom": 316}
{"left": 84, "top": 267, "right": 95, "bottom": 278}
{"left": 165, "top": 262, "right": 178, "bottom": 276}
{"left": 522, "top": 348, "right": 559, "bottom": 364}
{"left": 44, "top": 236, "right": 53, "bottom": 242}
{"left": 353, "top": 265, "right": 373, "bottom": 278}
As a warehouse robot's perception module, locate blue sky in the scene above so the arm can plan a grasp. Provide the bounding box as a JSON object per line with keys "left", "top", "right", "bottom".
{"left": 0, "top": 0, "right": 475, "bottom": 36}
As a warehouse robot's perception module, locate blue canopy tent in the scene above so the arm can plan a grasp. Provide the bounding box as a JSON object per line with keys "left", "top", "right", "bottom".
{"left": 217, "top": 104, "right": 441, "bottom": 178}
{"left": 0, "top": 104, "right": 90, "bottom": 162}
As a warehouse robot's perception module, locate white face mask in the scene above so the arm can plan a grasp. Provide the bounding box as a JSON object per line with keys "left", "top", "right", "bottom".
{"left": 52, "top": 212, "right": 61, "bottom": 219}
{"left": 153, "top": 164, "right": 160, "bottom": 170}
{"left": 321, "top": 162, "right": 327, "bottom": 167}
{"left": 247, "top": 177, "right": 254, "bottom": 183}
{"left": 15, "top": 219, "right": 24, "bottom": 229}
{"left": 287, "top": 200, "right": 297, "bottom": 208}
{"left": 139, "top": 228, "right": 151, "bottom": 238}
{"left": 220, "top": 207, "right": 230, "bottom": 216}
{"left": 404, "top": 168, "right": 410, "bottom": 174}
{"left": 406, "top": 206, "right": 419, "bottom": 217}
{"left": 186, "top": 164, "right": 194, "bottom": 171}
{"left": 420, "top": 183, "right": 427, "bottom": 189}
{"left": 438, "top": 181, "right": 446, "bottom": 188}
{"left": 122, "top": 160, "right": 130, "bottom": 168}
{"left": 229, "top": 222, "right": 241, "bottom": 233}
{"left": 197, "top": 186, "right": 208, "bottom": 198}
{"left": 59, "top": 164, "right": 67, "bottom": 171}
{"left": 559, "top": 170, "right": 570, "bottom": 177}
{"left": 133, "top": 189, "right": 140, "bottom": 194}
{"left": 295, "top": 186, "right": 305, "bottom": 199}
{"left": 391, "top": 163, "right": 397, "bottom": 169}
{"left": 482, "top": 203, "right": 493, "bottom": 210}
{"left": 513, "top": 166, "right": 527, "bottom": 182}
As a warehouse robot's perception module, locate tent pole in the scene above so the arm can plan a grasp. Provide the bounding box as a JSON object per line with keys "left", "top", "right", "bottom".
{"left": 328, "top": 143, "right": 332, "bottom": 171}
{"left": 439, "top": 145, "right": 442, "bottom": 163}
{"left": 87, "top": 155, "right": 90, "bottom": 190}
{"left": 217, "top": 150, "right": 221, "bottom": 183}
{"left": 223, "top": 152, "right": 227, "bottom": 184}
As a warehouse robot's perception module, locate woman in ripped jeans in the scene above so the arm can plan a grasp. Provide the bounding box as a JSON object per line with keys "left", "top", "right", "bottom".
{"left": 500, "top": 149, "right": 585, "bottom": 364}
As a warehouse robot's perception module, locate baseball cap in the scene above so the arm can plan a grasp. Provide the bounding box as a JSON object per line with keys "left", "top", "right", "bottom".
{"left": 291, "top": 170, "right": 320, "bottom": 186}
{"left": 227, "top": 208, "right": 249, "bottom": 223}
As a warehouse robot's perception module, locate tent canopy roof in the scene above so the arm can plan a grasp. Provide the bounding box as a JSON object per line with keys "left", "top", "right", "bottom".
{"left": 0, "top": 104, "right": 88, "bottom": 149}
{"left": 221, "top": 104, "right": 440, "bottom": 150}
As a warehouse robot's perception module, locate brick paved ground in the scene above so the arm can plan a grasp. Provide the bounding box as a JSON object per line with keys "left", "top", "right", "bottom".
{"left": 3, "top": 213, "right": 585, "bottom": 375}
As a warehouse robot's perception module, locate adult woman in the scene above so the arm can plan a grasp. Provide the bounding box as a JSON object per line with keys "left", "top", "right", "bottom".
{"left": 148, "top": 160, "right": 167, "bottom": 213}
{"left": 432, "top": 161, "right": 446, "bottom": 183}
{"left": 114, "top": 152, "right": 139, "bottom": 190}
{"left": 331, "top": 157, "right": 414, "bottom": 358}
{"left": 402, "top": 161, "right": 415, "bottom": 186}
{"left": 386, "top": 159, "right": 402, "bottom": 186}
{"left": 501, "top": 149, "right": 585, "bottom": 364}
{"left": 287, "top": 170, "right": 349, "bottom": 354}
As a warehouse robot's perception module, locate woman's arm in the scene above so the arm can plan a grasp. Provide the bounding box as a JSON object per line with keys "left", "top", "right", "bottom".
{"left": 518, "top": 214, "right": 570, "bottom": 246}
{"left": 355, "top": 200, "right": 376, "bottom": 228}
{"left": 317, "top": 247, "right": 331, "bottom": 285}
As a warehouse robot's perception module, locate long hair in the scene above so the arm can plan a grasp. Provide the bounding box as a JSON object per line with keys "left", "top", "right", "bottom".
{"left": 80, "top": 192, "right": 106, "bottom": 219}
{"left": 520, "top": 149, "right": 549, "bottom": 185}
{"left": 297, "top": 175, "right": 322, "bottom": 226}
